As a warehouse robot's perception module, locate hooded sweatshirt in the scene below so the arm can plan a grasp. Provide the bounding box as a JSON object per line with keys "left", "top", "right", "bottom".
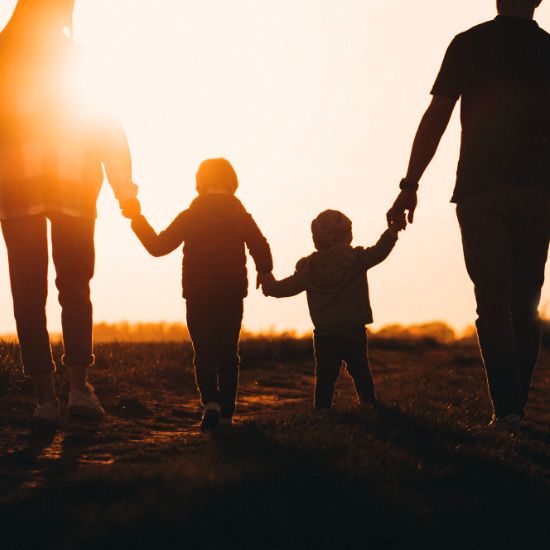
{"left": 131, "top": 194, "right": 273, "bottom": 299}
{"left": 267, "top": 230, "right": 398, "bottom": 334}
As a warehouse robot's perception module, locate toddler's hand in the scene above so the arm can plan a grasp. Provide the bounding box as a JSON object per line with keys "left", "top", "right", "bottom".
{"left": 388, "top": 213, "right": 407, "bottom": 235}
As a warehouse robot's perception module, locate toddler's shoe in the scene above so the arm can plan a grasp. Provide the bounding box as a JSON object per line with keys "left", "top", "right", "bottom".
{"left": 200, "top": 402, "right": 221, "bottom": 432}
{"left": 33, "top": 400, "right": 60, "bottom": 424}
{"left": 68, "top": 383, "right": 105, "bottom": 421}
{"left": 357, "top": 399, "right": 377, "bottom": 413}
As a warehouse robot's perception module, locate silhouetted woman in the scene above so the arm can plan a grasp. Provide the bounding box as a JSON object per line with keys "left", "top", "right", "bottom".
{"left": 0, "top": 0, "right": 140, "bottom": 424}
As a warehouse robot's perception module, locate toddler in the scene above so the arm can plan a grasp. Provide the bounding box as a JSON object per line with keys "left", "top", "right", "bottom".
{"left": 262, "top": 210, "right": 404, "bottom": 410}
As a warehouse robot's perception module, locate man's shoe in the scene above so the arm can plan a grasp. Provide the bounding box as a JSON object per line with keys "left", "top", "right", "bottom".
{"left": 200, "top": 403, "right": 221, "bottom": 432}
{"left": 33, "top": 400, "right": 60, "bottom": 423}
{"left": 68, "top": 383, "right": 105, "bottom": 421}
{"left": 488, "top": 414, "right": 521, "bottom": 431}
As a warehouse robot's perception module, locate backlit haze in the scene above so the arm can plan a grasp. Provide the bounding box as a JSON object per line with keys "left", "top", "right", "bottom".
{"left": 1, "top": 0, "right": 549, "bottom": 335}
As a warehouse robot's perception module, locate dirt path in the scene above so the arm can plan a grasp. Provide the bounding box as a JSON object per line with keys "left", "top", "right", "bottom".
{"left": 1, "top": 342, "right": 549, "bottom": 549}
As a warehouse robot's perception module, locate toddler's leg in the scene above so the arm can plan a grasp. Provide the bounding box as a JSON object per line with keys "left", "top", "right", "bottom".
{"left": 343, "top": 326, "right": 376, "bottom": 405}
{"left": 313, "top": 332, "right": 342, "bottom": 409}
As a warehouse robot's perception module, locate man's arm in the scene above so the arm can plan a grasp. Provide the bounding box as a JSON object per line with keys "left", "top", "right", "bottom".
{"left": 387, "top": 95, "right": 456, "bottom": 224}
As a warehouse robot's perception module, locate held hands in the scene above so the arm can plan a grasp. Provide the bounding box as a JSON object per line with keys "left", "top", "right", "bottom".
{"left": 388, "top": 213, "right": 407, "bottom": 236}
{"left": 386, "top": 190, "right": 418, "bottom": 227}
{"left": 120, "top": 198, "right": 142, "bottom": 220}
{"left": 257, "top": 272, "right": 276, "bottom": 296}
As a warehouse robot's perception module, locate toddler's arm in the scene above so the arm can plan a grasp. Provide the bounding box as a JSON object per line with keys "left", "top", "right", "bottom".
{"left": 131, "top": 211, "right": 190, "bottom": 257}
{"left": 359, "top": 222, "right": 403, "bottom": 269}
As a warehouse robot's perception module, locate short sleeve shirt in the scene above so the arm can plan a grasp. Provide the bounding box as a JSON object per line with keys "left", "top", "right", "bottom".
{"left": 431, "top": 16, "right": 550, "bottom": 202}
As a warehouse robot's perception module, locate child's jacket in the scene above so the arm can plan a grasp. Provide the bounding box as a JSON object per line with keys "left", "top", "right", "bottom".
{"left": 132, "top": 194, "right": 273, "bottom": 299}
{"left": 268, "top": 230, "right": 397, "bottom": 334}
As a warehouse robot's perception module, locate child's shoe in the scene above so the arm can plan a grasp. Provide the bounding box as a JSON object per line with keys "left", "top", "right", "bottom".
{"left": 219, "top": 416, "right": 233, "bottom": 427}
{"left": 200, "top": 402, "right": 221, "bottom": 432}
{"left": 68, "top": 383, "right": 105, "bottom": 421}
{"left": 33, "top": 400, "right": 60, "bottom": 424}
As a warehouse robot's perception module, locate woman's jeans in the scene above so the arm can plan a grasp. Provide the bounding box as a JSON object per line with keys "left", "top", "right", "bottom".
{"left": 1, "top": 213, "right": 95, "bottom": 376}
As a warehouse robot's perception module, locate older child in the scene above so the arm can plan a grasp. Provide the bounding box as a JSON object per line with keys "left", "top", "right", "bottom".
{"left": 262, "top": 210, "right": 404, "bottom": 410}
{"left": 130, "top": 158, "right": 273, "bottom": 431}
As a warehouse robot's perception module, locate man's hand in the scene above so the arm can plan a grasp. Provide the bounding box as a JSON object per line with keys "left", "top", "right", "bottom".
{"left": 387, "top": 190, "right": 418, "bottom": 225}
{"left": 120, "top": 198, "right": 141, "bottom": 219}
{"left": 257, "top": 272, "right": 275, "bottom": 295}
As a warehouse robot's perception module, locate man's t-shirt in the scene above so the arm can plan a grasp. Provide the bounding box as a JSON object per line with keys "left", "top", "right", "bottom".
{"left": 432, "top": 15, "right": 550, "bottom": 202}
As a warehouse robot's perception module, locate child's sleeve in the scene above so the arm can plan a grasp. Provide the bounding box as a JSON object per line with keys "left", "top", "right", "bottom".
{"left": 243, "top": 214, "right": 274, "bottom": 274}
{"left": 358, "top": 229, "right": 398, "bottom": 269}
{"left": 263, "top": 258, "right": 308, "bottom": 298}
{"left": 131, "top": 211, "right": 190, "bottom": 257}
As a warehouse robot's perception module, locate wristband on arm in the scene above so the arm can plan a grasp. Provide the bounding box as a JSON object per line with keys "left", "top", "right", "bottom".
{"left": 399, "top": 178, "right": 419, "bottom": 192}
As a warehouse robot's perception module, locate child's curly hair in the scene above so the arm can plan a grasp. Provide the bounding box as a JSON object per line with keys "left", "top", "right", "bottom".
{"left": 196, "top": 158, "right": 238, "bottom": 194}
{"left": 311, "top": 210, "right": 353, "bottom": 251}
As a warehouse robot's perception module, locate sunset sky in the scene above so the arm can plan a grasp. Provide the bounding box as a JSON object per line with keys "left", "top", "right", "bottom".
{"left": 0, "top": 0, "right": 549, "bottom": 335}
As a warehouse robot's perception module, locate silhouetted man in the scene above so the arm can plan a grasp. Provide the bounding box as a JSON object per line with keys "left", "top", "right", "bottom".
{"left": 387, "top": 0, "right": 550, "bottom": 428}
{"left": 0, "top": 0, "right": 140, "bottom": 424}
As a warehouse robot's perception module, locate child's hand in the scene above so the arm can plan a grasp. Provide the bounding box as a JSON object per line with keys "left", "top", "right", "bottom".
{"left": 120, "top": 198, "right": 142, "bottom": 220}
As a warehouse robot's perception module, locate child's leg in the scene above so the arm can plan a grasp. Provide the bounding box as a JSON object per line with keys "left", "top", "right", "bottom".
{"left": 215, "top": 298, "right": 243, "bottom": 419}
{"left": 186, "top": 298, "right": 220, "bottom": 409}
{"left": 313, "top": 332, "right": 342, "bottom": 409}
{"left": 342, "top": 326, "right": 376, "bottom": 404}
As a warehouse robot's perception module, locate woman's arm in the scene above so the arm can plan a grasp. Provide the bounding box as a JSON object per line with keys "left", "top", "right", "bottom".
{"left": 100, "top": 117, "right": 140, "bottom": 211}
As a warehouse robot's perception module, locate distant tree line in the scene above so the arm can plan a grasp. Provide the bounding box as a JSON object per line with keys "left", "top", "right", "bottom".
{"left": 1, "top": 320, "right": 548, "bottom": 345}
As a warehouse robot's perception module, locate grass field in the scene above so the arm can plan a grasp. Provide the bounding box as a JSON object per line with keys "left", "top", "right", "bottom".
{"left": 0, "top": 337, "right": 549, "bottom": 549}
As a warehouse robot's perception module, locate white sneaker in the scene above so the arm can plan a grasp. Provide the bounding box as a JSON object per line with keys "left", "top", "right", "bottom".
{"left": 68, "top": 383, "right": 105, "bottom": 420}
{"left": 33, "top": 401, "right": 60, "bottom": 423}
